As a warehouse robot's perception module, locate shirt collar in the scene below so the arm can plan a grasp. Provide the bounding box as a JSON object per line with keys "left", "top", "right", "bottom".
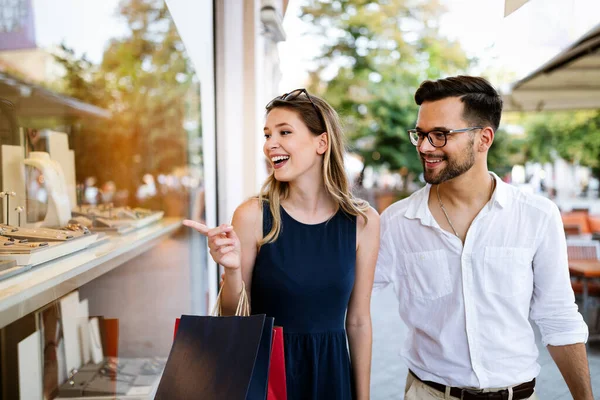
{"left": 490, "top": 172, "right": 508, "bottom": 209}
{"left": 405, "top": 172, "right": 508, "bottom": 223}
{"left": 405, "top": 184, "right": 433, "bottom": 223}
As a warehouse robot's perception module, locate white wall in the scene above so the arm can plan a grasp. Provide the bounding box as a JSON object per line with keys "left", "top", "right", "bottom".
{"left": 216, "top": 0, "right": 286, "bottom": 217}
{"left": 165, "top": 0, "right": 218, "bottom": 310}
{"left": 169, "top": 0, "right": 287, "bottom": 308}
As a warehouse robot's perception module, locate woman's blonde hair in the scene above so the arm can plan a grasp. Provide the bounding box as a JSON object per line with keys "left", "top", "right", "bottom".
{"left": 258, "top": 91, "right": 369, "bottom": 245}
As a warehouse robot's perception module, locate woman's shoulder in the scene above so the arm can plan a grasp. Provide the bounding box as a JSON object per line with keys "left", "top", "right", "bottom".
{"left": 356, "top": 205, "right": 380, "bottom": 235}
{"left": 232, "top": 198, "right": 264, "bottom": 242}
{"left": 234, "top": 197, "right": 264, "bottom": 223}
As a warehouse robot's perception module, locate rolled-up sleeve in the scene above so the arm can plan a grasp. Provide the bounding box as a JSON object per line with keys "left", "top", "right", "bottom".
{"left": 373, "top": 210, "right": 395, "bottom": 292}
{"left": 529, "top": 204, "right": 588, "bottom": 346}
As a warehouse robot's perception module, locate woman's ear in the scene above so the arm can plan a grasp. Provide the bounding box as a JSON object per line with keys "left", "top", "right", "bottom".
{"left": 316, "top": 132, "right": 328, "bottom": 155}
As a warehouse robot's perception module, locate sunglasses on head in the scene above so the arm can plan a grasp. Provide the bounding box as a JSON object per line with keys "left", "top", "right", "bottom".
{"left": 266, "top": 88, "right": 325, "bottom": 130}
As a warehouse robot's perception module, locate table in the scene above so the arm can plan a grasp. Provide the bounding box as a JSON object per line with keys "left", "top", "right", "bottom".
{"left": 569, "top": 260, "right": 600, "bottom": 325}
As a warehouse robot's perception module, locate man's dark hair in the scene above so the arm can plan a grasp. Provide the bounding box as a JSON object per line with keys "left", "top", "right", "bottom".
{"left": 414, "top": 76, "right": 503, "bottom": 132}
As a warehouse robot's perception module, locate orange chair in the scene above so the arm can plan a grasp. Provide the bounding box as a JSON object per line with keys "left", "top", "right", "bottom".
{"left": 568, "top": 240, "right": 600, "bottom": 330}
{"left": 568, "top": 239, "right": 600, "bottom": 302}
{"left": 562, "top": 212, "right": 592, "bottom": 234}
{"left": 588, "top": 215, "right": 600, "bottom": 234}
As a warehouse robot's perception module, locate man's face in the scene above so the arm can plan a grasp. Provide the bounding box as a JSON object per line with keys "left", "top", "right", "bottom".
{"left": 415, "top": 97, "right": 477, "bottom": 184}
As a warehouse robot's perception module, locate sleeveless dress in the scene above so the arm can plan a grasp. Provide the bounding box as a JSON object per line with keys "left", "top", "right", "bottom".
{"left": 251, "top": 203, "right": 357, "bottom": 400}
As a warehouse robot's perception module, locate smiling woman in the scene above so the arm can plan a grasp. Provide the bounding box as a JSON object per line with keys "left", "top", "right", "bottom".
{"left": 183, "top": 88, "right": 381, "bottom": 400}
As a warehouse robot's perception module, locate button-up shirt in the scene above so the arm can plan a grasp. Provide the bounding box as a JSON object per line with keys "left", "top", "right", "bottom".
{"left": 374, "top": 173, "right": 588, "bottom": 388}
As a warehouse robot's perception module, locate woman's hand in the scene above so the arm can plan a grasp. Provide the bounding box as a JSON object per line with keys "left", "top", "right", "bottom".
{"left": 183, "top": 220, "right": 241, "bottom": 270}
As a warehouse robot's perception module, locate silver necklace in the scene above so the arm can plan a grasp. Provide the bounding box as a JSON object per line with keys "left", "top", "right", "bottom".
{"left": 436, "top": 176, "right": 495, "bottom": 239}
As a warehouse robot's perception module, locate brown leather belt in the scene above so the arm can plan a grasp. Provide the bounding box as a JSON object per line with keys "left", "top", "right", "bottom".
{"left": 409, "top": 370, "right": 535, "bottom": 400}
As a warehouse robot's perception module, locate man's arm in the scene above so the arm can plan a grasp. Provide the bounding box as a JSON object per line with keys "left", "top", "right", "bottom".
{"left": 528, "top": 202, "right": 590, "bottom": 396}
{"left": 547, "top": 343, "right": 593, "bottom": 400}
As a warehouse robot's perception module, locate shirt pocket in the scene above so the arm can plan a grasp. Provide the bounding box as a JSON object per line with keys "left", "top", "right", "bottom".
{"left": 403, "top": 249, "right": 452, "bottom": 300}
{"left": 484, "top": 246, "right": 533, "bottom": 297}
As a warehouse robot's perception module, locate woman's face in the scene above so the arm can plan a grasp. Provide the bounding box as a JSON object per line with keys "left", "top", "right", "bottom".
{"left": 263, "top": 107, "right": 327, "bottom": 182}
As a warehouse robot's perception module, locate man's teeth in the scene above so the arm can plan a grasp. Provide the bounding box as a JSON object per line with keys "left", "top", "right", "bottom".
{"left": 271, "top": 156, "right": 290, "bottom": 162}
{"left": 426, "top": 159, "right": 442, "bottom": 163}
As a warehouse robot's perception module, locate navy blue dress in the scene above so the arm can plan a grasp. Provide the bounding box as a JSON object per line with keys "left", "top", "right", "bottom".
{"left": 251, "top": 203, "right": 356, "bottom": 400}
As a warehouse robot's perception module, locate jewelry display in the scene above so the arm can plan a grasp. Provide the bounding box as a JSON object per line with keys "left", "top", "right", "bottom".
{"left": 0, "top": 220, "right": 98, "bottom": 267}
{"left": 0, "top": 191, "right": 16, "bottom": 226}
{"left": 0, "top": 235, "right": 49, "bottom": 251}
{"left": 56, "top": 357, "right": 166, "bottom": 398}
{"left": 63, "top": 223, "right": 91, "bottom": 235}
{"left": 72, "top": 205, "right": 164, "bottom": 233}
{"left": 23, "top": 152, "right": 71, "bottom": 227}
{"left": 15, "top": 206, "right": 24, "bottom": 227}
{"left": 0, "top": 224, "right": 76, "bottom": 241}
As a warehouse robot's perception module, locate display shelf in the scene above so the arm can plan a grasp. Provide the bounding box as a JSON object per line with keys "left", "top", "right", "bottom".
{"left": 0, "top": 233, "right": 98, "bottom": 267}
{"left": 0, "top": 218, "right": 181, "bottom": 329}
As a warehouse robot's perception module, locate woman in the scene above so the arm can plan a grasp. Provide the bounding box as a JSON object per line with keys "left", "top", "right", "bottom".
{"left": 184, "top": 88, "right": 379, "bottom": 399}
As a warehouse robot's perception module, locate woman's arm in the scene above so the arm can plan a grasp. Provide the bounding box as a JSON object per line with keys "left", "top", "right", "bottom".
{"left": 220, "top": 199, "right": 262, "bottom": 315}
{"left": 346, "top": 206, "right": 380, "bottom": 400}
{"left": 184, "top": 198, "right": 262, "bottom": 315}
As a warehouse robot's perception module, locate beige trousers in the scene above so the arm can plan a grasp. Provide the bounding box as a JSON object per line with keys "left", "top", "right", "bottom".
{"left": 404, "top": 373, "right": 538, "bottom": 400}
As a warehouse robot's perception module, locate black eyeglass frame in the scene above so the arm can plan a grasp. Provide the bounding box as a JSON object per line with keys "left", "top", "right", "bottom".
{"left": 407, "top": 127, "right": 483, "bottom": 148}
{"left": 266, "top": 88, "right": 326, "bottom": 130}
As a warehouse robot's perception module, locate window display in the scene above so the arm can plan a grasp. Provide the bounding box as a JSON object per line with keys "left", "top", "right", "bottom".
{"left": 0, "top": 1, "right": 212, "bottom": 399}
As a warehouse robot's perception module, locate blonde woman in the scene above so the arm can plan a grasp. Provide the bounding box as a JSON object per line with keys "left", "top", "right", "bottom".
{"left": 184, "top": 89, "right": 379, "bottom": 400}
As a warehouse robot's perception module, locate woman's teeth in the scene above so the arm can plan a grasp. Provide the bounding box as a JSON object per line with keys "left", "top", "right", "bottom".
{"left": 272, "top": 155, "right": 290, "bottom": 164}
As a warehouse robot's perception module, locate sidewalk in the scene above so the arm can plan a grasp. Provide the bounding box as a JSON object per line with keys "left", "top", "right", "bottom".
{"left": 371, "top": 287, "right": 600, "bottom": 399}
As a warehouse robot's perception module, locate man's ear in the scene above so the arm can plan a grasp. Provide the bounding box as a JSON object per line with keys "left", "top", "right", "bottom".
{"left": 316, "top": 132, "right": 328, "bottom": 155}
{"left": 479, "top": 127, "right": 495, "bottom": 152}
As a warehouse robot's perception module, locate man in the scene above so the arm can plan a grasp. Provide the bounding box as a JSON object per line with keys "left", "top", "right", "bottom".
{"left": 375, "top": 76, "right": 592, "bottom": 399}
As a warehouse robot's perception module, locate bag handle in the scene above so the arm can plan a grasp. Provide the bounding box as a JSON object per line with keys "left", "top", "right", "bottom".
{"left": 211, "top": 280, "right": 250, "bottom": 317}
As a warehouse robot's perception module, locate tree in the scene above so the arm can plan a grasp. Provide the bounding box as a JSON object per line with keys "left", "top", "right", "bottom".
{"left": 525, "top": 110, "right": 600, "bottom": 178}
{"left": 487, "top": 129, "right": 526, "bottom": 178}
{"left": 300, "top": 0, "right": 471, "bottom": 175}
{"left": 52, "top": 0, "right": 199, "bottom": 209}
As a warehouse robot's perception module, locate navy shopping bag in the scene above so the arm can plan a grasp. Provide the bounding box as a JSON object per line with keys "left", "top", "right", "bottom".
{"left": 247, "top": 315, "right": 274, "bottom": 399}
{"left": 156, "top": 313, "right": 274, "bottom": 400}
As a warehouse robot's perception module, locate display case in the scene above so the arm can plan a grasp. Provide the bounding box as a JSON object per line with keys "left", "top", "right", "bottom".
{"left": 0, "top": 1, "right": 214, "bottom": 398}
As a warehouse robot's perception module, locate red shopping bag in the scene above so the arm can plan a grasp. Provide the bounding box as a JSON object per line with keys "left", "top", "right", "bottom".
{"left": 173, "top": 317, "right": 181, "bottom": 341}
{"left": 267, "top": 326, "right": 287, "bottom": 400}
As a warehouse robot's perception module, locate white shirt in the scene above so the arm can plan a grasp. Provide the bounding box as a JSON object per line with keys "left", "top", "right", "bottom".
{"left": 374, "top": 173, "right": 588, "bottom": 388}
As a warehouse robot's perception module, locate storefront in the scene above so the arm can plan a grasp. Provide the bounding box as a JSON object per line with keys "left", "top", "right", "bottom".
{"left": 0, "top": 0, "right": 287, "bottom": 397}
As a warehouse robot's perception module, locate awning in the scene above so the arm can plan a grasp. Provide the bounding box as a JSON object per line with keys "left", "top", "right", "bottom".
{"left": 0, "top": 72, "right": 111, "bottom": 119}
{"left": 504, "top": 0, "right": 531, "bottom": 17}
{"left": 503, "top": 23, "right": 600, "bottom": 112}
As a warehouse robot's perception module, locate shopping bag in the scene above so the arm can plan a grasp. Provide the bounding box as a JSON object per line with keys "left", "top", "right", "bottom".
{"left": 247, "top": 316, "right": 274, "bottom": 399}
{"left": 173, "top": 317, "right": 180, "bottom": 341}
{"left": 267, "top": 326, "right": 287, "bottom": 400}
{"left": 157, "top": 281, "right": 274, "bottom": 400}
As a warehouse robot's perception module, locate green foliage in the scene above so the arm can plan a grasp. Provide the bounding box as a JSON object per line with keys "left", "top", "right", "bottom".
{"left": 51, "top": 0, "right": 198, "bottom": 204}
{"left": 300, "top": 0, "right": 471, "bottom": 173}
{"left": 524, "top": 111, "right": 600, "bottom": 176}
{"left": 487, "top": 129, "right": 525, "bottom": 177}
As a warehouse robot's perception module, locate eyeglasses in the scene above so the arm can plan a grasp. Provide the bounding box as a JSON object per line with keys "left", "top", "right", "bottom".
{"left": 408, "top": 127, "right": 483, "bottom": 148}
{"left": 266, "top": 88, "right": 325, "bottom": 129}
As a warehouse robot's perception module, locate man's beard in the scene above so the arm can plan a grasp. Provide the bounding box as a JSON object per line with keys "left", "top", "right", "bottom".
{"left": 421, "top": 143, "right": 476, "bottom": 184}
